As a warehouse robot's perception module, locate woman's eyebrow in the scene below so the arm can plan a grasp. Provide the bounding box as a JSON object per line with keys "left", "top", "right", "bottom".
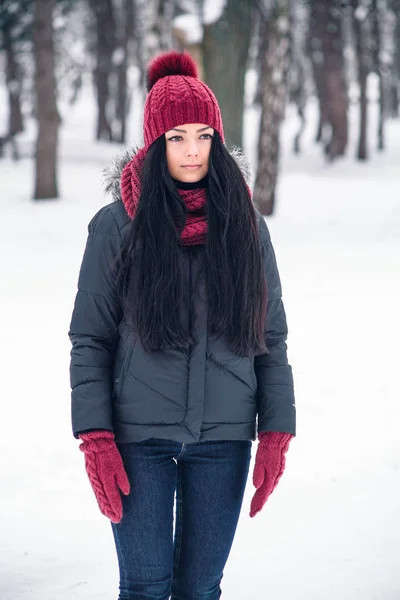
{"left": 170, "top": 126, "right": 212, "bottom": 133}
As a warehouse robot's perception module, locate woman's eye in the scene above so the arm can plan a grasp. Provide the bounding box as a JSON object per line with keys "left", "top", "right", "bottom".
{"left": 168, "top": 136, "right": 183, "bottom": 142}
{"left": 200, "top": 134, "right": 213, "bottom": 140}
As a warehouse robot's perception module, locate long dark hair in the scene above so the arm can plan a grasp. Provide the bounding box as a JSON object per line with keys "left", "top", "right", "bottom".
{"left": 117, "top": 132, "right": 267, "bottom": 356}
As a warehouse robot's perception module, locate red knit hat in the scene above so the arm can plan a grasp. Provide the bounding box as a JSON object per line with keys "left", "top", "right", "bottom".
{"left": 143, "top": 51, "right": 224, "bottom": 147}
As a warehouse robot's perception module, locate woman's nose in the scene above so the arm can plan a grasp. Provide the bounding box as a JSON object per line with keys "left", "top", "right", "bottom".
{"left": 185, "top": 141, "right": 199, "bottom": 157}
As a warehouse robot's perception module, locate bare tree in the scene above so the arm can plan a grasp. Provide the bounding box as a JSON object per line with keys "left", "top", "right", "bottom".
{"left": 352, "top": 0, "right": 373, "bottom": 161}
{"left": 253, "top": 0, "right": 290, "bottom": 216}
{"left": 371, "top": 0, "right": 395, "bottom": 149}
{"left": 289, "top": 0, "right": 310, "bottom": 154}
{"left": 134, "top": 0, "right": 152, "bottom": 89}
{"left": 89, "top": 0, "right": 117, "bottom": 141}
{"left": 3, "top": 16, "right": 24, "bottom": 137}
{"left": 114, "top": 0, "right": 134, "bottom": 143}
{"left": 0, "top": 1, "right": 27, "bottom": 159}
{"left": 202, "top": 0, "right": 255, "bottom": 149}
{"left": 56, "top": 0, "right": 91, "bottom": 107}
{"left": 390, "top": 0, "right": 400, "bottom": 116}
{"left": 155, "top": 0, "right": 176, "bottom": 51}
{"left": 309, "top": 0, "right": 348, "bottom": 161}
{"left": 33, "top": 0, "right": 60, "bottom": 199}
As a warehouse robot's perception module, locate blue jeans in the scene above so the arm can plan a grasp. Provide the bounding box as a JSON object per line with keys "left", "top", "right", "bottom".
{"left": 111, "top": 438, "right": 252, "bottom": 600}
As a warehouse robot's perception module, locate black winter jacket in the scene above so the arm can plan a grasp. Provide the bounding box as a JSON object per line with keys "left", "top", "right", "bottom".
{"left": 69, "top": 155, "right": 296, "bottom": 443}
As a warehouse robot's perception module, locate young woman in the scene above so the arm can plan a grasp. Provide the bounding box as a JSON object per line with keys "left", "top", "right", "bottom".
{"left": 69, "top": 51, "right": 296, "bottom": 600}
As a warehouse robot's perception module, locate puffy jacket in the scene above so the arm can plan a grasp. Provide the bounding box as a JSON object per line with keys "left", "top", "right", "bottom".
{"left": 69, "top": 156, "right": 296, "bottom": 443}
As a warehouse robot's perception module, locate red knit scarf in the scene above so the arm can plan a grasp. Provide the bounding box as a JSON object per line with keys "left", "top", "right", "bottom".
{"left": 120, "top": 147, "right": 207, "bottom": 246}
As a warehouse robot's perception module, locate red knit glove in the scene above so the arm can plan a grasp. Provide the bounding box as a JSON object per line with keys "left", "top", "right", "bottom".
{"left": 250, "top": 431, "right": 293, "bottom": 518}
{"left": 79, "top": 430, "right": 130, "bottom": 523}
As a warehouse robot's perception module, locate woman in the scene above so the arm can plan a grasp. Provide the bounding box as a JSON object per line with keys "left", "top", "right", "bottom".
{"left": 69, "top": 51, "right": 296, "bottom": 600}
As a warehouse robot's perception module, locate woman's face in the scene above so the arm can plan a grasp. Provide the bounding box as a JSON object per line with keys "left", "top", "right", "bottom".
{"left": 165, "top": 123, "right": 214, "bottom": 183}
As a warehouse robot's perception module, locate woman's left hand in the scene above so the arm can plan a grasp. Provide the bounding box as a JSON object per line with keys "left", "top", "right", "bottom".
{"left": 250, "top": 431, "right": 293, "bottom": 518}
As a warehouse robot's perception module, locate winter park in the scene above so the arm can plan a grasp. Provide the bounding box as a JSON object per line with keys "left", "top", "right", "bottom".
{"left": 1, "top": 1, "right": 400, "bottom": 599}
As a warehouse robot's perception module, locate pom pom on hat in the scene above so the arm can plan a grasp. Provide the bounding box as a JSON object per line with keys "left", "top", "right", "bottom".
{"left": 147, "top": 51, "right": 198, "bottom": 91}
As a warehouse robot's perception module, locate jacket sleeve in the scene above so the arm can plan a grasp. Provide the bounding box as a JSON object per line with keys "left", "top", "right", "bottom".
{"left": 254, "top": 216, "right": 296, "bottom": 436}
{"left": 69, "top": 206, "right": 123, "bottom": 438}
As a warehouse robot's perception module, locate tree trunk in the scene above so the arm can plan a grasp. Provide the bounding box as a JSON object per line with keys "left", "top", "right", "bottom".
{"left": 3, "top": 17, "right": 24, "bottom": 139}
{"left": 372, "top": 0, "right": 385, "bottom": 150}
{"left": 392, "top": 0, "right": 400, "bottom": 117}
{"left": 253, "top": 1, "right": 290, "bottom": 216}
{"left": 289, "top": 0, "right": 308, "bottom": 154}
{"left": 33, "top": 0, "right": 59, "bottom": 200}
{"left": 89, "top": 0, "right": 116, "bottom": 141}
{"left": 352, "top": 0, "right": 372, "bottom": 161}
{"left": 115, "top": 0, "right": 134, "bottom": 144}
{"left": 311, "top": 64, "right": 327, "bottom": 143}
{"left": 133, "top": 0, "right": 150, "bottom": 89}
{"left": 309, "top": 0, "right": 348, "bottom": 161}
{"left": 202, "top": 0, "right": 255, "bottom": 149}
{"left": 156, "top": 0, "right": 175, "bottom": 51}
{"left": 325, "top": 67, "right": 348, "bottom": 159}
{"left": 390, "top": 81, "right": 399, "bottom": 117}
{"left": 308, "top": 12, "right": 328, "bottom": 144}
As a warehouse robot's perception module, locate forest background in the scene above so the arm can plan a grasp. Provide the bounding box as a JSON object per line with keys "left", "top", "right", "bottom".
{"left": 2, "top": 0, "right": 400, "bottom": 213}
{"left": 1, "top": 2, "right": 399, "bottom": 599}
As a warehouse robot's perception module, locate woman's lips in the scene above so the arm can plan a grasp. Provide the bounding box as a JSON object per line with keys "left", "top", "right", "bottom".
{"left": 182, "top": 165, "right": 202, "bottom": 170}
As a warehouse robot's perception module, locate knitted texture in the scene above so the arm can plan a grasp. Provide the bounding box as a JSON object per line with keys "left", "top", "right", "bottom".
{"left": 250, "top": 431, "right": 293, "bottom": 518}
{"left": 143, "top": 51, "right": 224, "bottom": 148}
{"left": 79, "top": 430, "right": 130, "bottom": 523}
{"left": 120, "top": 149, "right": 208, "bottom": 245}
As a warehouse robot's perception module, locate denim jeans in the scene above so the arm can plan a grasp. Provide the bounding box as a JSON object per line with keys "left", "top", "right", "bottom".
{"left": 111, "top": 438, "right": 252, "bottom": 600}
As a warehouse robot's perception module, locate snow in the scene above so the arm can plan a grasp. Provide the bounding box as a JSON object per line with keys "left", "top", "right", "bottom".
{"left": 1, "top": 90, "right": 400, "bottom": 599}
{"left": 203, "top": 0, "right": 226, "bottom": 25}
{"left": 173, "top": 0, "right": 226, "bottom": 35}
{"left": 173, "top": 13, "right": 203, "bottom": 45}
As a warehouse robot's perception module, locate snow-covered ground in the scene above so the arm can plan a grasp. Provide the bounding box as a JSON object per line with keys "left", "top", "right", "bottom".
{"left": 1, "top": 91, "right": 399, "bottom": 600}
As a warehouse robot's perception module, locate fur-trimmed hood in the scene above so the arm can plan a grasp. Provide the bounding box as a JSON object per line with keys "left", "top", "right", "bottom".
{"left": 102, "top": 145, "right": 253, "bottom": 205}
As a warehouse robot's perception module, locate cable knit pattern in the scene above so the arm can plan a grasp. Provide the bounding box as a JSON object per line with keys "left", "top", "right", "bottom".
{"left": 143, "top": 52, "right": 224, "bottom": 148}
{"left": 250, "top": 431, "right": 293, "bottom": 518}
{"left": 120, "top": 151, "right": 208, "bottom": 245}
{"left": 79, "top": 430, "right": 130, "bottom": 523}
{"left": 120, "top": 147, "right": 146, "bottom": 219}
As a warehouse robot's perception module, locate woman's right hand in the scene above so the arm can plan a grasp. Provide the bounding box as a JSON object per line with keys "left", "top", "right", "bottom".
{"left": 79, "top": 430, "right": 130, "bottom": 523}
